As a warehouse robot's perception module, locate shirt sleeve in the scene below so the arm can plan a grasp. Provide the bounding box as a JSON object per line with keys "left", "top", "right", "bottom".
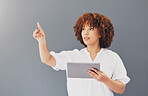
{"left": 111, "top": 53, "right": 131, "bottom": 85}
{"left": 50, "top": 50, "right": 69, "bottom": 71}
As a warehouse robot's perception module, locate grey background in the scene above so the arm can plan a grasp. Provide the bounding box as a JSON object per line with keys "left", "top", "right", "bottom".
{"left": 0, "top": 0, "right": 148, "bottom": 96}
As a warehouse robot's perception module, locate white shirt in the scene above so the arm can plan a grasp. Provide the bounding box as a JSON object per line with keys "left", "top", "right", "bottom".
{"left": 50, "top": 48, "right": 130, "bottom": 96}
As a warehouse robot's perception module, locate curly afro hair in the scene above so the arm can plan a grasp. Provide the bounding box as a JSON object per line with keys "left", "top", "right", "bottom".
{"left": 73, "top": 12, "right": 114, "bottom": 48}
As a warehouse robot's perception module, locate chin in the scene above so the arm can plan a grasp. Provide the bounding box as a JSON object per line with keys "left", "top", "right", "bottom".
{"left": 84, "top": 43, "right": 91, "bottom": 46}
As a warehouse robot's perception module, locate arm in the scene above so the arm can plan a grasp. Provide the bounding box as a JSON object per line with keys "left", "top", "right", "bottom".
{"left": 33, "top": 22, "right": 56, "bottom": 67}
{"left": 88, "top": 68, "right": 125, "bottom": 94}
{"left": 38, "top": 40, "right": 56, "bottom": 67}
{"left": 103, "top": 77, "right": 125, "bottom": 94}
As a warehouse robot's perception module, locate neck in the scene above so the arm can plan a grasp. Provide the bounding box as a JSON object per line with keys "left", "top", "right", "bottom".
{"left": 86, "top": 46, "right": 101, "bottom": 55}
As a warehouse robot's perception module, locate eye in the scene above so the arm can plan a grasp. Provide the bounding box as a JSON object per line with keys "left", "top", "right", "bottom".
{"left": 82, "top": 28, "right": 85, "bottom": 30}
{"left": 90, "top": 28, "right": 94, "bottom": 30}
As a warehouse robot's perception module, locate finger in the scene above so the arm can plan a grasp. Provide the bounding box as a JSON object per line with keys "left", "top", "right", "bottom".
{"left": 34, "top": 29, "right": 39, "bottom": 34}
{"left": 91, "top": 70, "right": 98, "bottom": 74}
{"left": 88, "top": 73, "right": 94, "bottom": 77}
{"left": 37, "top": 33, "right": 42, "bottom": 37}
{"left": 88, "top": 70, "right": 98, "bottom": 75}
{"left": 89, "top": 70, "right": 101, "bottom": 79}
{"left": 37, "top": 22, "right": 43, "bottom": 31}
{"left": 92, "top": 67, "right": 101, "bottom": 74}
{"left": 33, "top": 30, "right": 39, "bottom": 37}
{"left": 99, "top": 71, "right": 104, "bottom": 73}
{"left": 33, "top": 29, "right": 38, "bottom": 36}
{"left": 88, "top": 71, "right": 98, "bottom": 79}
{"left": 92, "top": 67, "right": 99, "bottom": 71}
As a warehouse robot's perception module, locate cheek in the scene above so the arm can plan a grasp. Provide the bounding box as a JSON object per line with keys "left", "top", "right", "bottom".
{"left": 94, "top": 32, "right": 100, "bottom": 39}
{"left": 91, "top": 33, "right": 99, "bottom": 39}
{"left": 81, "top": 32, "right": 84, "bottom": 37}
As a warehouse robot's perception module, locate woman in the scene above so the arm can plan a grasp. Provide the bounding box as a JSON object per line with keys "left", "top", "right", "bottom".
{"left": 33, "top": 12, "right": 130, "bottom": 96}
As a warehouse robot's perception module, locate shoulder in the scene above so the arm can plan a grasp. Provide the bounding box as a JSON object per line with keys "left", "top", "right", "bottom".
{"left": 64, "top": 48, "right": 87, "bottom": 56}
{"left": 101, "top": 49, "right": 124, "bottom": 66}
{"left": 65, "top": 47, "right": 86, "bottom": 53}
{"left": 102, "top": 48, "right": 121, "bottom": 59}
{"left": 66, "top": 48, "right": 80, "bottom": 53}
{"left": 59, "top": 48, "right": 80, "bottom": 56}
{"left": 50, "top": 48, "right": 84, "bottom": 55}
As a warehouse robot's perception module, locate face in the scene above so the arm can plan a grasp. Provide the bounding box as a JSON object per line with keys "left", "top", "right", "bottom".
{"left": 81, "top": 24, "right": 100, "bottom": 47}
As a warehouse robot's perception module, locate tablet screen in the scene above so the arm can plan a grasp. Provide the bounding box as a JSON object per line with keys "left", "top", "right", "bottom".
{"left": 67, "top": 62, "right": 100, "bottom": 79}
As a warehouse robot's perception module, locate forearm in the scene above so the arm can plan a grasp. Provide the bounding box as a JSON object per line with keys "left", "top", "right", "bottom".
{"left": 103, "top": 78, "right": 125, "bottom": 94}
{"left": 38, "top": 39, "right": 51, "bottom": 62}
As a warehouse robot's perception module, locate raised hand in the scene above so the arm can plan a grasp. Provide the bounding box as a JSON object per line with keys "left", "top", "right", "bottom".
{"left": 33, "top": 22, "right": 46, "bottom": 42}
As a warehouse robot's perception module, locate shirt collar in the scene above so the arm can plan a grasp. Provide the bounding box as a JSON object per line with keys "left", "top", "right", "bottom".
{"left": 84, "top": 47, "right": 104, "bottom": 56}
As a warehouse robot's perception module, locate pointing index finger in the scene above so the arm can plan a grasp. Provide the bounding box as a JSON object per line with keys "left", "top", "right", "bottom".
{"left": 37, "top": 22, "right": 42, "bottom": 30}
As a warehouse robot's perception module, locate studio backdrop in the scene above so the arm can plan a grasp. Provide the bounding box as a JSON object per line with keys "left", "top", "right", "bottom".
{"left": 0, "top": 0, "right": 148, "bottom": 96}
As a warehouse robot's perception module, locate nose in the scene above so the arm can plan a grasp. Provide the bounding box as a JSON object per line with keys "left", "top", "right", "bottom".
{"left": 83, "top": 29, "right": 89, "bottom": 35}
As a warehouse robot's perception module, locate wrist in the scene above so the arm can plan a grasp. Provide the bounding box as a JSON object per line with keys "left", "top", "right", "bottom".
{"left": 38, "top": 38, "right": 46, "bottom": 44}
{"left": 102, "top": 77, "right": 111, "bottom": 84}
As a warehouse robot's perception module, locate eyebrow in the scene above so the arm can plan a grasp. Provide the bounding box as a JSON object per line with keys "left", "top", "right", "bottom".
{"left": 82, "top": 26, "right": 94, "bottom": 28}
{"left": 82, "top": 25, "right": 93, "bottom": 27}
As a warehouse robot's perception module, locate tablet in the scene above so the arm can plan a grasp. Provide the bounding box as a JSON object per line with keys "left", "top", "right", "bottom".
{"left": 67, "top": 62, "right": 100, "bottom": 79}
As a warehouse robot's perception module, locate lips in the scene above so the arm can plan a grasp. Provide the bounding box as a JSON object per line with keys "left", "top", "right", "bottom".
{"left": 84, "top": 36, "right": 90, "bottom": 40}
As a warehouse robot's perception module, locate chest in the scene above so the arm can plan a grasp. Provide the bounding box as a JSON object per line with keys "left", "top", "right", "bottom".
{"left": 68, "top": 52, "right": 116, "bottom": 78}
{"left": 99, "top": 58, "right": 116, "bottom": 78}
{"left": 90, "top": 54, "right": 97, "bottom": 62}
